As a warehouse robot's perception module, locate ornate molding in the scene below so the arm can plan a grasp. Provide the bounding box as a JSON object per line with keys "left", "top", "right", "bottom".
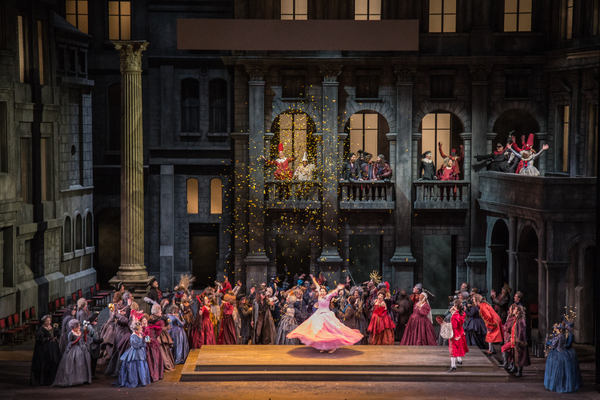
{"left": 319, "top": 66, "right": 343, "bottom": 83}
{"left": 113, "top": 41, "right": 149, "bottom": 73}
{"left": 394, "top": 67, "right": 417, "bottom": 83}
{"left": 245, "top": 66, "right": 268, "bottom": 82}
{"left": 469, "top": 65, "right": 492, "bottom": 82}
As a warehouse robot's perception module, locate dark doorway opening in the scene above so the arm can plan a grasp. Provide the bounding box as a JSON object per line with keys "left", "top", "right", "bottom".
{"left": 96, "top": 207, "right": 120, "bottom": 287}
{"left": 422, "top": 235, "right": 456, "bottom": 310}
{"left": 348, "top": 234, "right": 382, "bottom": 287}
{"left": 189, "top": 223, "right": 219, "bottom": 289}
{"left": 490, "top": 220, "right": 510, "bottom": 295}
{"left": 276, "top": 234, "right": 310, "bottom": 286}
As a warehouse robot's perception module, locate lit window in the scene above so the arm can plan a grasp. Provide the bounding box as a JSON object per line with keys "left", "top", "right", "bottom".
{"left": 210, "top": 178, "right": 222, "bottom": 214}
{"left": 355, "top": 0, "right": 381, "bottom": 20}
{"left": 17, "top": 15, "right": 28, "bottom": 83}
{"left": 108, "top": 1, "right": 131, "bottom": 40}
{"left": 41, "top": 138, "right": 52, "bottom": 201}
{"left": 429, "top": 0, "right": 456, "bottom": 33}
{"left": 65, "top": 1, "right": 88, "bottom": 34}
{"left": 187, "top": 178, "right": 198, "bottom": 214}
{"left": 421, "top": 113, "right": 451, "bottom": 168}
{"left": 279, "top": 113, "right": 308, "bottom": 160}
{"left": 37, "top": 21, "right": 46, "bottom": 85}
{"left": 64, "top": 216, "right": 72, "bottom": 253}
{"left": 565, "top": 0, "right": 573, "bottom": 39}
{"left": 559, "top": 105, "right": 570, "bottom": 172}
{"left": 209, "top": 79, "right": 227, "bottom": 133}
{"left": 504, "top": 0, "right": 532, "bottom": 32}
{"left": 281, "top": 0, "right": 308, "bottom": 20}
{"left": 349, "top": 113, "right": 379, "bottom": 158}
{"left": 181, "top": 78, "right": 199, "bottom": 133}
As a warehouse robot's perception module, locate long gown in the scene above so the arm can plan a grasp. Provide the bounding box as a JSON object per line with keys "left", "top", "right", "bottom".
{"left": 58, "top": 314, "right": 75, "bottom": 354}
{"left": 52, "top": 331, "right": 92, "bottom": 387}
{"left": 399, "top": 302, "right": 437, "bottom": 346}
{"left": 544, "top": 333, "right": 582, "bottom": 393}
{"left": 189, "top": 309, "right": 204, "bottom": 349}
{"left": 367, "top": 302, "right": 396, "bottom": 345}
{"left": 113, "top": 334, "right": 151, "bottom": 388}
{"left": 168, "top": 314, "right": 189, "bottom": 364}
{"left": 217, "top": 302, "right": 237, "bottom": 345}
{"left": 144, "top": 321, "right": 164, "bottom": 382}
{"left": 30, "top": 325, "right": 61, "bottom": 386}
{"left": 98, "top": 309, "right": 117, "bottom": 364}
{"left": 464, "top": 304, "right": 487, "bottom": 349}
{"left": 276, "top": 306, "right": 299, "bottom": 345}
{"left": 201, "top": 306, "right": 216, "bottom": 345}
{"left": 159, "top": 318, "right": 175, "bottom": 372}
{"left": 287, "top": 292, "right": 363, "bottom": 350}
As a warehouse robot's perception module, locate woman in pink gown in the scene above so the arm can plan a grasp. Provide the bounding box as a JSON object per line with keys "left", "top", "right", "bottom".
{"left": 287, "top": 275, "right": 363, "bottom": 353}
{"left": 400, "top": 293, "right": 438, "bottom": 346}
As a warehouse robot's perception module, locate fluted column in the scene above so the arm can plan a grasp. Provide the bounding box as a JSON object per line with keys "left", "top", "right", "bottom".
{"left": 536, "top": 132, "right": 548, "bottom": 176}
{"left": 460, "top": 132, "right": 472, "bottom": 182}
{"left": 115, "top": 41, "right": 148, "bottom": 280}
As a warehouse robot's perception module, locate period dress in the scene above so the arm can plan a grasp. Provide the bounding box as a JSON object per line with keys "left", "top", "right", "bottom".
{"left": 144, "top": 321, "right": 164, "bottom": 382}
{"left": 449, "top": 312, "right": 469, "bottom": 357}
{"left": 544, "top": 332, "right": 582, "bottom": 393}
{"left": 168, "top": 314, "right": 189, "bottom": 364}
{"left": 30, "top": 325, "right": 61, "bottom": 386}
{"left": 287, "top": 292, "right": 363, "bottom": 350}
{"left": 419, "top": 158, "right": 436, "bottom": 180}
{"left": 509, "top": 148, "right": 546, "bottom": 176}
{"left": 98, "top": 308, "right": 117, "bottom": 364}
{"left": 52, "top": 331, "right": 92, "bottom": 387}
{"left": 399, "top": 301, "right": 437, "bottom": 346}
{"left": 217, "top": 302, "right": 237, "bottom": 345}
{"left": 113, "top": 333, "right": 151, "bottom": 388}
{"left": 265, "top": 156, "right": 295, "bottom": 180}
{"left": 201, "top": 305, "right": 217, "bottom": 345}
{"left": 464, "top": 304, "right": 487, "bottom": 349}
{"left": 367, "top": 302, "right": 396, "bottom": 345}
{"left": 159, "top": 317, "right": 175, "bottom": 372}
{"left": 276, "top": 304, "right": 299, "bottom": 345}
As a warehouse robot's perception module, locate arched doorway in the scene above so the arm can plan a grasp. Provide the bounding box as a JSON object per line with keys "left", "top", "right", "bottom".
{"left": 95, "top": 208, "right": 120, "bottom": 286}
{"left": 517, "top": 225, "right": 539, "bottom": 340}
{"left": 489, "top": 219, "right": 509, "bottom": 296}
{"left": 418, "top": 111, "right": 464, "bottom": 178}
{"left": 343, "top": 111, "right": 390, "bottom": 163}
{"left": 492, "top": 109, "right": 540, "bottom": 149}
{"left": 270, "top": 110, "right": 317, "bottom": 170}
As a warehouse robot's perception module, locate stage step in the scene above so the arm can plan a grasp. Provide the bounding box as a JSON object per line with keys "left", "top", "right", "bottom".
{"left": 192, "top": 363, "right": 498, "bottom": 373}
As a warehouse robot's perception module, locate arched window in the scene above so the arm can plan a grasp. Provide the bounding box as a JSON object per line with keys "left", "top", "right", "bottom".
{"left": 181, "top": 78, "right": 199, "bottom": 133}
{"left": 85, "top": 213, "right": 93, "bottom": 248}
{"left": 108, "top": 83, "right": 121, "bottom": 151}
{"left": 419, "top": 112, "right": 464, "bottom": 172}
{"left": 63, "top": 216, "right": 72, "bottom": 253}
{"left": 75, "top": 214, "right": 83, "bottom": 250}
{"left": 187, "top": 178, "right": 198, "bottom": 214}
{"left": 210, "top": 178, "right": 222, "bottom": 214}
{"left": 209, "top": 79, "right": 227, "bottom": 133}
{"left": 270, "top": 111, "right": 317, "bottom": 164}
{"left": 344, "top": 111, "right": 390, "bottom": 162}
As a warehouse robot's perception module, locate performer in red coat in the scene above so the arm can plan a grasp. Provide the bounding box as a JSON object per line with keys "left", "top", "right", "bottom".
{"left": 438, "top": 142, "right": 464, "bottom": 176}
{"left": 444, "top": 300, "right": 469, "bottom": 372}
{"left": 472, "top": 294, "right": 503, "bottom": 355}
{"left": 261, "top": 143, "right": 295, "bottom": 180}
{"left": 367, "top": 292, "right": 396, "bottom": 345}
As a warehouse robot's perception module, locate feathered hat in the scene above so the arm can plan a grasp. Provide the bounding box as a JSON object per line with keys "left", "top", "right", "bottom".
{"left": 177, "top": 274, "right": 196, "bottom": 294}
{"left": 369, "top": 270, "right": 382, "bottom": 285}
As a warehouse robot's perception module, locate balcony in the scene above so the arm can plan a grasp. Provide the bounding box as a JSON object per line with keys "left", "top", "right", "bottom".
{"left": 413, "top": 181, "right": 470, "bottom": 210}
{"left": 265, "top": 180, "right": 321, "bottom": 210}
{"left": 339, "top": 180, "right": 395, "bottom": 210}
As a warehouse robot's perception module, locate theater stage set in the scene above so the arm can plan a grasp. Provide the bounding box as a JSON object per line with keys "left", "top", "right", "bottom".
{"left": 181, "top": 345, "right": 509, "bottom": 382}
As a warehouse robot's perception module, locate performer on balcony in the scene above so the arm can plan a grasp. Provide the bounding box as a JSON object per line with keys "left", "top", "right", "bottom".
{"left": 419, "top": 151, "right": 436, "bottom": 180}
{"left": 508, "top": 142, "right": 549, "bottom": 176}
{"left": 287, "top": 275, "right": 363, "bottom": 353}
{"left": 475, "top": 142, "right": 513, "bottom": 172}
{"left": 438, "top": 142, "right": 464, "bottom": 176}
{"left": 262, "top": 143, "right": 295, "bottom": 180}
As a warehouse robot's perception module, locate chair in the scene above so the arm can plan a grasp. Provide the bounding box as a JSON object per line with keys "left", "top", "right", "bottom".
{"left": 529, "top": 303, "right": 539, "bottom": 329}
{"left": 26, "top": 307, "right": 40, "bottom": 333}
{"left": 22, "top": 309, "right": 34, "bottom": 340}
{"left": 71, "top": 292, "right": 77, "bottom": 305}
{"left": 0, "top": 318, "right": 18, "bottom": 346}
{"left": 96, "top": 283, "right": 111, "bottom": 305}
{"left": 11, "top": 314, "right": 27, "bottom": 344}
{"left": 90, "top": 286, "right": 103, "bottom": 310}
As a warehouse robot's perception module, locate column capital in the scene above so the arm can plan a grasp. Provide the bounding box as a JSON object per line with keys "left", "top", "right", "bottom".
{"left": 487, "top": 132, "right": 497, "bottom": 141}
{"left": 319, "top": 65, "right": 343, "bottom": 83}
{"left": 113, "top": 41, "right": 149, "bottom": 73}
{"left": 535, "top": 131, "right": 548, "bottom": 141}
{"left": 460, "top": 132, "right": 472, "bottom": 140}
{"left": 386, "top": 132, "right": 397, "bottom": 141}
{"left": 469, "top": 65, "right": 492, "bottom": 83}
{"left": 394, "top": 66, "right": 417, "bottom": 84}
{"left": 245, "top": 65, "right": 269, "bottom": 82}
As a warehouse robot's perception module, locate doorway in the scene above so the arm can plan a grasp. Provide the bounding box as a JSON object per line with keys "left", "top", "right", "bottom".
{"left": 423, "top": 235, "right": 456, "bottom": 310}
{"left": 349, "top": 234, "right": 382, "bottom": 287}
{"left": 276, "top": 234, "right": 310, "bottom": 286}
{"left": 96, "top": 207, "right": 120, "bottom": 286}
{"left": 189, "top": 224, "right": 219, "bottom": 288}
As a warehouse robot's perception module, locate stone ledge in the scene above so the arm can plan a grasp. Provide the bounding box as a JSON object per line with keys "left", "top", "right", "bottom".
{"left": 340, "top": 201, "right": 394, "bottom": 210}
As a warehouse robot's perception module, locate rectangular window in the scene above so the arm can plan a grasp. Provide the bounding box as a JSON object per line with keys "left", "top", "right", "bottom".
{"left": 37, "top": 21, "right": 46, "bottom": 85}
{"left": 17, "top": 15, "right": 28, "bottom": 83}
{"left": 504, "top": 0, "right": 532, "bottom": 32}
{"left": 355, "top": 0, "right": 381, "bottom": 20}
{"left": 65, "top": 0, "right": 89, "bottom": 34}
{"left": 565, "top": 0, "right": 573, "bottom": 39}
{"left": 422, "top": 113, "right": 451, "bottom": 168}
{"left": 108, "top": 1, "right": 131, "bottom": 40}
{"left": 430, "top": 74, "right": 454, "bottom": 99}
{"left": 282, "top": 75, "right": 305, "bottom": 99}
{"left": 505, "top": 73, "right": 530, "bottom": 98}
{"left": 20, "top": 138, "right": 32, "bottom": 203}
{"left": 279, "top": 113, "right": 307, "bottom": 160}
{"left": 558, "top": 105, "right": 570, "bottom": 172}
{"left": 356, "top": 74, "right": 380, "bottom": 99}
{"left": 588, "top": 104, "right": 598, "bottom": 176}
{"left": 210, "top": 178, "right": 222, "bottom": 214}
{"left": 209, "top": 80, "right": 227, "bottom": 133}
{"left": 349, "top": 113, "right": 378, "bottom": 157}
{"left": 429, "top": 0, "right": 456, "bottom": 33}
{"left": 281, "top": 0, "right": 308, "bottom": 20}
{"left": 41, "top": 138, "right": 52, "bottom": 201}
{"left": 186, "top": 178, "right": 198, "bottom": 214}
{"left": 0, "top": 102, "right": 7, "bottom": 173}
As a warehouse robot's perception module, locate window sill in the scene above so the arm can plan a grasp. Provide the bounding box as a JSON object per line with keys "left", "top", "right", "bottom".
{"left": 281, "top": 98, "right": 308, "bottom": 102}
{"left": 74, "top": 249, "right": 85, "bottom": 258}
{"left": 354, "top": 97, "right": 383, "bottom": 102}
{"left": 63, "top": 252, "right": 75, "bottom": 261}
{"left": 85, "top": 246, "right": 95, "bottom": 255}
{"left": 428, "top": 97, "right": 456, "bottom": 101}
{"left": 207, "top": 132, "right": 230, "bottom": 137}
{"left": 180, "top": 132, "right": 202, "bottom": 137}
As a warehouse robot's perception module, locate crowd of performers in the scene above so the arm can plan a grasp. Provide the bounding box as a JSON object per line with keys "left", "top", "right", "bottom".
{"left": 28, "top": 273, "right": 582, "bottom": 393}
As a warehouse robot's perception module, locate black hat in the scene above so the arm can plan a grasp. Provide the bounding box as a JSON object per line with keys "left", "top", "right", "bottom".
{"left": 236, "top": 293, "right": 246, "bottom": 300}
{"left": 87, "top": 312, "right": 99, "bottom": 323}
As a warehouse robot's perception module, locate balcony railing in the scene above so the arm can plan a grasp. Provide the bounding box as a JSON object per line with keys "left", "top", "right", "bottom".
{"left": 265, "top": 180, "right": 321, "bottom": 210}
{"left": 413, "top": 180, "right": 470, "bottom": 210}
{"left": 339, "top": 180, "right": 395, "bottom": 210}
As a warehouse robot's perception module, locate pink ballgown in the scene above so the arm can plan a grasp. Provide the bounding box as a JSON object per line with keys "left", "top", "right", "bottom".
{"left": 287, "top": 292, "right": 363, "bottom": 350}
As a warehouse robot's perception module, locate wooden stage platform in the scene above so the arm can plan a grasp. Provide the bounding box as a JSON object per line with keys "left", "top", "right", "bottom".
{"left": 181, "top": 345, "right": 509, "bottom": 382}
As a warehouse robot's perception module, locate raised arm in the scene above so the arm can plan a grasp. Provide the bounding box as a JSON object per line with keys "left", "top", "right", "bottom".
{"left": 438, "top": 142, "right": 448, "bottom": 159}
{"left": 508, "top": 147, "right": 522, "bottom": 159}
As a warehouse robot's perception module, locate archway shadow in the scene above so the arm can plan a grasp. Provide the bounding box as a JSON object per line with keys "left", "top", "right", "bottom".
{"left": 286, "top": 347, "right": 364, "bottom": 359}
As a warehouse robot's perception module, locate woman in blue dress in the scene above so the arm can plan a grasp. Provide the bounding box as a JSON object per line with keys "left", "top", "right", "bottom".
{"left": 113, "top": 321, "right": 151, "bottom": 388}
{"left": 167, "top": 305, "right": 189, "bottom": 364}
{"left": 544, "top": 320, "right": 582, "bottom": 393}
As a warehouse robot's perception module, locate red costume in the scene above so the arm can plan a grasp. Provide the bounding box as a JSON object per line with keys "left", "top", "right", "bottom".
{"left": 479, "top": 302, "right": 504, "bottom": 343}
{"left": 217, "top": 302, "right": 237, "bottom": 345}
{"left": 438, "top": 143, "right": 464, "bottom": 175}
{"left": 265, "top": 143, "right": 295, "bottom": 179}
{"left": 512, "top": 134, "right": 535, "bottom": 174}
{"left": 367, "top": 302, "right": 396, "bottom": 345}
{"left": 201, "top": 306, "right": 216, "bottom": 345}
{"left": 399, "top": 301, "right": 438, "bottom": 346}
{"left": 449, "top": 312, "right": 469, "bottom": 357}
{"left": 144, "top": 321, "right": 164, "bottom": 382}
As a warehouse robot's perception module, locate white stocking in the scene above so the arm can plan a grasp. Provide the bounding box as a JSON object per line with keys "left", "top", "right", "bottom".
{"left": 457, "top": 357, "right": 462, "bottom": 362}
{"left": 450, "top": 357, "right": 456, "bottom": 368}
{"left": 488, "top": 342, "right": 493, "bottom": 352}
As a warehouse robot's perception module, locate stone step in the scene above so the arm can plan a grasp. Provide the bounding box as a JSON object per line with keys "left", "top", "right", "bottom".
{"left": 192, "top": 363, "right": 499, "bottom": 373}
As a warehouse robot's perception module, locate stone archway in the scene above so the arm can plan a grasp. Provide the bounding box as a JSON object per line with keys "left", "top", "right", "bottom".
{"left": 492, "top": 109, "right": 541, "bottom": 149}
{"left": 342, "top": 111, "right": 391, "bottom": 163}
{"left": 488, "top": 219, "right": 509, "bottom": 297}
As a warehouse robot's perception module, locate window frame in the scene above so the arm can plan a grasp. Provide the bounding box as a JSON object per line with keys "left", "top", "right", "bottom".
{"left": 108, "top": 1, "right": 131, "bottom": 41}
{"left": 17, "top": 15, "right": 29, "bottom": 83}
{"left": 556, "top": 104, "right": 570, "bottom": 173}
{"left": 503, "top": 0, "right": 533, "bottom": 33}
{"left": 563, "top": 0, "right": 574, "bottom": 40}
{"left": 181, "top": 78, "right": 200, "bottom": 134}
{"left": 210, "top": 178, "right": 223, "bottom": 215}
{"left": 428, "top": 0, "right": 457, "bottom": 33}
{"left": 280, "top": 0, "right": 308, "bottom": 20}
{"left": 65, "top": 0, "right": 89, "bottom": 34}
{"left": 281, "top": 72, "right": 306, "bottom": 100}
{"left": 186, "top": 178, "right": 199, "bottom": 214}
{"left": 355, "top": 0, "right": 382, "bottom": 20}
{"left": 208, "top": 79, "right": 228, "bottom": 133}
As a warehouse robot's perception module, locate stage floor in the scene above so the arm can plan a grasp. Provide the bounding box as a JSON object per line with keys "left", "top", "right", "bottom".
{"left": 181, "top": 345, "right": 509, "bottom": 382}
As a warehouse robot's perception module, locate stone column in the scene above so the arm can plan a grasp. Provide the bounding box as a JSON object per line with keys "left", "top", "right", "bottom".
{"left": 244, "top": 66, "right": 270, "bottom": 288}
{"left": 159, "top": 165, "right": 175, "bottom": 289}
{"left": 537, "top": 221, "right": 547, "bottom": 338}
{"left": 465, "top": 66, "right": 492, "bottom": 282}
{"left": 486, "top": 132, "right": 497, "bottom": 154}
{"left": 317, "top": 66, "right": 343, "bottom": 285}
{"left": 411, "top": 132, "right": 421, "bottom": 182}
{"left": 536, "top": 132, "right": 548, "bottom": 176}
{"left": 460, "top": 132, "right": 472, "bottom": 182}
{"left": 544, "top": 261, "right": 569, "bottom": 334}
{"left": 390, "top": 67, "right": 417, "bottom": 288}
{"left": 110, "top": 41, "right": 152, "bottom": 308}
{"left": 387, "top": 133, "right": 397, "bottom": 171}
{"left": 568, "top": 72, "right": 581, "bottom": 177}
{"left": 508, "top": 216, "right": 517, "bottom": 294}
